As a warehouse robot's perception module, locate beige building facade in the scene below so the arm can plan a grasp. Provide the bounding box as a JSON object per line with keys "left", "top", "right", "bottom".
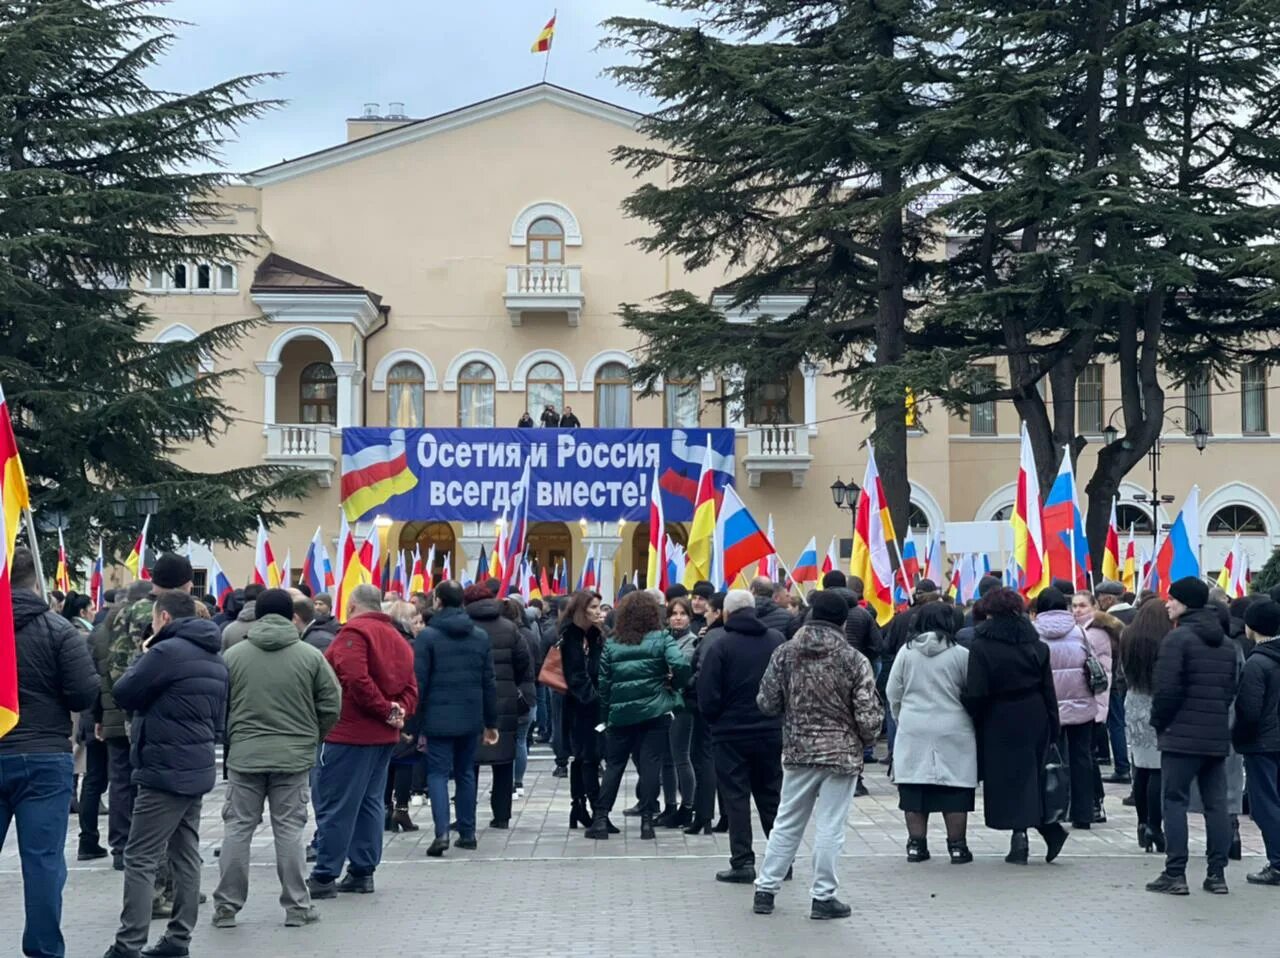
{"left": 137, "top": 84, "right": 1280, "bottom": 597}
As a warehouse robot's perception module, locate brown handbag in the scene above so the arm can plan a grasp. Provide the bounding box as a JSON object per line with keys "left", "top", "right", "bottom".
{"left": 538, "top": 641, "right": 568, "bottom": 694}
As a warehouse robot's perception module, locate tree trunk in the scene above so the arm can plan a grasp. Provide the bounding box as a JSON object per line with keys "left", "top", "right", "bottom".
{"left": 876, "top": 165, "right": 910, "bottom": 549}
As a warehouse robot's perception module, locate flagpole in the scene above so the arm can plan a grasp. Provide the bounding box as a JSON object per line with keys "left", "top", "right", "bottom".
{"left": 21, "top": 508, "right": 47, "bottom": 599}
{"left": 888, "top": 536, "right": 913, "bottom": 599}
{"left": 542, "top": 8, "right": 556, "bottom": 82}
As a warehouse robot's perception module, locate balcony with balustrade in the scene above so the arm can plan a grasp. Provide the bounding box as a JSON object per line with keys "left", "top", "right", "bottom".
{"left": 264, "top": 423, "right": 338, "bottom": 486}
{"left": 742, "top": 424, "right": 813, "bottom": 487}
{"left": 504, "top": 264, "right": 584, "bottom": 326}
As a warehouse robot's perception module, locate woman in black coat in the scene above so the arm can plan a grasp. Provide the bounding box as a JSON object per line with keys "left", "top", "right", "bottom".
{"left": 465, "top": 586, "right": 533, "bottom": 829}
{"left": 963, "top": 587, "right": 1068, "bottom": 865}
{"left": 559, "top": 589, "right": 610, "bottom": 830}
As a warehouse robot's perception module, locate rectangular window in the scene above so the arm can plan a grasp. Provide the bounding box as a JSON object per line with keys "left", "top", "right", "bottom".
{"left": 196, "top": 263, "right": 212, "bottom": 290}
{"left": 969, "top": 366, "right": 996, "bottom": 435}
{"left": 171, "top": 263, "right": 188, "bottom": 290}
{"left": 217, "top": 264, "right": 236, "bottom": 290}
{"left": 1242, "top": 361, "right": 1267, "bottom": 434}
{"left": 1185, "top": 367, "right": 1212, "bottom": 435}
{"left": 664, "top": 381, "right": 701, "bottom": 428}
{"left": 1077, "top": 364, "right": 1104, "bottom": 434}
{"left": 147, "top": 267, "right": 166, "bottom": 290}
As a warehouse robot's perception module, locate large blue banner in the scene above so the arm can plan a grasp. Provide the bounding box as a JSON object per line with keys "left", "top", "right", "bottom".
{"left": 340, "top": 427, "right": 737, "bottom": 523}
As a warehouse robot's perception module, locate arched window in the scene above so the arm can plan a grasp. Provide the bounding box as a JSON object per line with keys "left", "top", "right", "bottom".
{"left": 458, "top": 361, "right": 496, "bottom": 427}
{"left": 595, "top": 362, "right": 632, "bottom": 428}
{"left": 526, "top": 361, "right": 564, "bottom": 418}
{"left": 1116, "top": 503, "right": 1155, "bottom": 535}
{"left": 907, "top": 503, "right": 931, "bottom": 539}
{"left": 526, "top": 217, "right": 565, "bottom": 265}
{"left": 387, "top": 361, "right": 425, "bottom": 428}
{"left": 1208, "top": 505, "right": 1267, "bottom": 535}
{"left": 664, "top": 376, "right": 700, "bottom": 428}
{"left": 991, "top": 505, "right": 1014, "bottom": 523}
{"left": 300, "top": 362, "right": 337, "bottom": 424}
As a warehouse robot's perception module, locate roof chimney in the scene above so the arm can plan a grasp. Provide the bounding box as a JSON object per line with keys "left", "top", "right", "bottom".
{"left": 362, "top": 102, "right": 380, "bottom": 118}
{"left": 387, "top": 101, "right": 406, "bottom": 118}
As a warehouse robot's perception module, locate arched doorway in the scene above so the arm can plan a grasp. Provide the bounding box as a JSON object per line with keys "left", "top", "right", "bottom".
{"left": 631, "top": 522, "right": 689, "bottom": 589}
{"left": 398, "top": 521, "right": 456, "bottom": 586}
{"left": 527, "top": 522, "right": 572, "bottom": 584}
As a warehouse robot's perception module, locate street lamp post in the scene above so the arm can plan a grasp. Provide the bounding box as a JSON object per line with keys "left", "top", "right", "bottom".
{"left": 1103, "top": 405, "right": 1208, "bottom": 556}
{"left": 829, "top": 477, "right": 862, "bottom": 564}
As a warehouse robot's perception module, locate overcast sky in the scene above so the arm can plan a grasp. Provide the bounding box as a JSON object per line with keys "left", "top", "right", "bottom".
{"left": 149, "top": 0, "right": 677, "bottom": 173}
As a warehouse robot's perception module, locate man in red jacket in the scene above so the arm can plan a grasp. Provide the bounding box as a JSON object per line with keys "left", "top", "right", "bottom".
{"left": 307, "top": 585, "right": 417, "bottom": 898}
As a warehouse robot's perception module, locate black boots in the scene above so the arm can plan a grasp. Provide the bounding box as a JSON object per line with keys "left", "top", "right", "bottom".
{"left": 684, "top": 818, "right": 713, "bottom": 835}
{"left": 654, "top": 804, "right": 680, "bottom": 827}
{"left": 640, "top": 813, "right": 656, "bottom": 840}
{"left": 906, "top": 837, "right": 930, "bottom": 863}
{"left": 569, "top": 801, "right": 592, "bottom": 829}
{"left": 1230, "top": 815, "right": 1242, "bottom": 861}
{"left": 389, "top": 806, "right": 418, "bottom": 832}
{"left": 1006, "top": 830, "right": 1029, "bottom": 865}
{"left": 1139, "top": 825, "right": 1166, "bottom": 853}
{"left": 947, "top": 840, "right": 973, "bottom": 864}
{"left": 584, "top": 812, "right": 610, "bottom": 840}
{"left": 668, "top": 806, "right": 694, "bottom": 829}
{"left": 1042, "top": 823, "right": 1069, "bottom": 863}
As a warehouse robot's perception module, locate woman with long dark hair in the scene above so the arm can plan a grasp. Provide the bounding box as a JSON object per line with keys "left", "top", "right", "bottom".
{"left": 963, "top": 587, "right": 1067, "bottom": 864}
{"left": 1122, "top": 597, "right": 1173, "bottom": 852}
{"left": 657, "top": 596, "right": 698, "bottom": 828}
{"left": 559, "top": 590, "right": 609, "bottom": 831}
{"left": 586, "top": 591, "right": 691, "bottom": 840}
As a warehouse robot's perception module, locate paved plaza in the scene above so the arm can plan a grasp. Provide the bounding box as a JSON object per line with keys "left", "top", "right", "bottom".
{"left": 3, "top": 748, "right": 1273, "bottom": 957}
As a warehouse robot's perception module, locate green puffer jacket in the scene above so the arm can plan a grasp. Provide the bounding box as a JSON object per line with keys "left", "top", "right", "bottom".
{"left": 223, "top": 614, "right": 342, "bottom": 775}
{"left": 598, "top": 630, "right": 692, "bottom": 729}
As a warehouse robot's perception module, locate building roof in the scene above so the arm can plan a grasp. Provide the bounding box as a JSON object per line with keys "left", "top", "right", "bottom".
{"left": 245, "top": 83, "right": 644, "bottom": 187}
{"left": 251, "top": 253, "right": 383, "bottom": 307}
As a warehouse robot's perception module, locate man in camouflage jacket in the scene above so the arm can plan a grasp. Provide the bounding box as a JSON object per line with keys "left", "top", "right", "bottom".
{"left": 94, "top": 580, "right": 153, "bottom": 867}
{"left": 750, "top": 591, "right": 883, "bottom": 921}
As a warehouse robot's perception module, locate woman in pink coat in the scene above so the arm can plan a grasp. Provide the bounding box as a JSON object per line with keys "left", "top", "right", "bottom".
{"left": 1032, "top": 588, "right": 1101, "bottom": 829}
{"left": 1073, "top": 592, "right": 1121, "bottom": 824}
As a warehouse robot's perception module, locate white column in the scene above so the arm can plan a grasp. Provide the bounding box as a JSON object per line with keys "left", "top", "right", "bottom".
{"left": 801, "top": 362, "right": 819, "bottom": 435}
{"left": 582, "top": 522, "right": 623, "bottom": 600}
{"left": 255, "top": 361, "right": 281, "bottom": 425}
{"left": 333, "top": 361, "right": 359, "bottom": 429}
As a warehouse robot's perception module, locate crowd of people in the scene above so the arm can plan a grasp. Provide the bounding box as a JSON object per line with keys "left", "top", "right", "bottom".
{"left": 3, "top": 544, "right": 1280, "bottom": 956}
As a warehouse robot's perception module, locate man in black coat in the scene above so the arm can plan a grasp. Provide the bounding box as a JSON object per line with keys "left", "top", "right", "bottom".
{"left": 1235, "top": 600, "right": 1280, "bottom": 886}
{"left": 1146, "top": 577, "right": 1240, "bottom": 896}
{"left": 105, "top": 590, "right": 229, "bottom": 958}
{"left": 415, "top": 581, "right": 498, "bottom": 858}
{"left": 1, "top": 548, "right": 99, "bottom": 958}
{"left": 750, "top": 577, "right": 793, "bottom": 633}
{"left": 558, "top": 406, "right": 581, "bottom": 428}
{"left": 697, "top": 590, "right": 785, "bottom": 884}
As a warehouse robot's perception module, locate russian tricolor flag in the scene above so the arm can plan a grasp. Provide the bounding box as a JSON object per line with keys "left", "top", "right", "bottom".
{"left": 302, "top": 526, "right": 328, "bottom": 597}
{"left": 208, "top": 552, "right": 234, "bottom": 612}
{"left": 791, "top": 536, "right": 820, "bottom": 585}
{"left": 1155, "top": 486, "right": 1200, "bottom": 595}
{"left": 715, "top": 486, "right": 775, "bottom": 588}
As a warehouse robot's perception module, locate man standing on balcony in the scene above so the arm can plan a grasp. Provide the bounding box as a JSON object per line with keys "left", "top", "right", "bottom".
{"left": 539, "top": 404, "right": 560, "bottom": 428}
{"left": 559, "top": 406, "right": 581, "bottom": 428}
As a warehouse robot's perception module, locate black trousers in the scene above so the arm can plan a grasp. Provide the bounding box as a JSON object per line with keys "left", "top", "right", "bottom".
{"left": 1060, "top": 724, "right": 1096, "bottom": 826}
{"left": 1162, "top": 752, "right": 1229, "bottom": 878}
{"left": 690, "top": 711, "right": 718, "bottom": 824}
{"left": 383, "top": 762, "right": 414, "bottom": 808}
{"left": 1134, "top": 766, "right": 1163, "bottom": 834}
{"left": 78, "top": 738, "right": 109, "bottom": 848}
{"left": 713, "top": 735, "right": 783, "bottom": 869}
{"left": 478, "top": 762, "right": 515, "bottom": 823}
{"left": 596, "top": 716, "right": 671, "bottom": 816}
{"left": 106, "top": 737, "right": 136, "bottom": 854}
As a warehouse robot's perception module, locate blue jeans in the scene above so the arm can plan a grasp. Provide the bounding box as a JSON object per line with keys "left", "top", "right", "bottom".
{"left": 536, "top": 685, "right": 552, "bottom": 741}
{"left": 549, "top": 691, "right": 569, "bottom": 765}
{"left": 427, "top": 735, "right": 479, "bottom": 840}
{"left": 1244, "top": 753, "right": 1280, "bottom": 868}
{"left": 515, "top": 706, "right": 536, "bottom": 787}
{"left": 311, "top": 743, "right": 393, "bottom": 883}
{"left": 0, "top": 753, "right": 74, "bottom": 957}
{"left": 1106, "top": 689, "right": 1130, "bottom": 774}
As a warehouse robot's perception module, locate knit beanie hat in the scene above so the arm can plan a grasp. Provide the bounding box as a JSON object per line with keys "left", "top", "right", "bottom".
{"left": 1168, "top": 576, "right": 1209, "bottom": 610}
{"left": 809, "top": 590, "right": 849, "bottom": 627}
{"left": 1245, "top": 599, "right": 1280, "bottom": 638}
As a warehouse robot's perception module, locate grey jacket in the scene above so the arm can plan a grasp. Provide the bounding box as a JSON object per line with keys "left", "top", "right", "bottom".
{"left": 886, "top": 632, "right": 976, "bottom": 788}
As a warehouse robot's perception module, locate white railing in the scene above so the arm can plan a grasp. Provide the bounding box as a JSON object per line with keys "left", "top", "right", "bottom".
{"left": 746, "top": 424, "right": 811, "bottom": 459}
{"left": 265, "top": 423, "right": 335, "bottom": 459}
{"left": 505, "top": 264, "right": 582, "bottom": 297}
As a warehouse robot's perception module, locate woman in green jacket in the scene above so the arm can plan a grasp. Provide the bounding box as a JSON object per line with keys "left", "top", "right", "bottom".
{"left": 586, "top": 591, "right": 692, "bottom": 840}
